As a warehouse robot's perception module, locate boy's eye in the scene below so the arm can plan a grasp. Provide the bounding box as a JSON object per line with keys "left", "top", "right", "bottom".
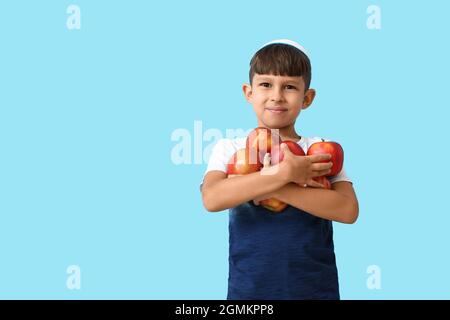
{"left": 259, "top": 83, "right": 297, "bottom": 90}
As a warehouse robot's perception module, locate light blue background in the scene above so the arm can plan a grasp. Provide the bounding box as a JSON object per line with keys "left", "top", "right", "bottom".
{"left": 1, "top": 0, "right": 449, "bottom": 299}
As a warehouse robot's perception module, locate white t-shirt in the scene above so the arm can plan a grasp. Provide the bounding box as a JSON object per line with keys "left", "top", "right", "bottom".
{"left": 201, "top": 136, "right": 352, "bottom": 188}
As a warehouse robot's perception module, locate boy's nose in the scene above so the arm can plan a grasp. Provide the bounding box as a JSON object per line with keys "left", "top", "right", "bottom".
{"left": 270, "top": 88, "right": 284, "bottom": 101}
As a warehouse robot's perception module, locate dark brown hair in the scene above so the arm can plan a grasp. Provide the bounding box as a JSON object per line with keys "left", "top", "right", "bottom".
{"left": 249, "top": 43, "right": 312, "bottom": 91}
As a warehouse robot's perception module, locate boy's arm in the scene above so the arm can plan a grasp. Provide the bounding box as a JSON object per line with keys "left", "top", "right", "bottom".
{"left": 201, "top": 166, "right": 288, "bottom": 212}
{"left": 269, "top": 181, "right": 359, "bottom": 224}
{"left": 201, "top": 143, "right": 333, "bottom": 213}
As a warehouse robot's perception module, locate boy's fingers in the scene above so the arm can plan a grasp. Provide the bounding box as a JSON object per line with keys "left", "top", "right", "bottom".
{"left": 309, "top": 154, "right": 332, "bottom": 162}
{"left": 308, "top": 179, "right": 325, "bottom": 188}
{"left": 312, "top": 162, "right": 333, "bottom": 171}
{"left": 313, "top": 169, "right": 332, "bottom": 177}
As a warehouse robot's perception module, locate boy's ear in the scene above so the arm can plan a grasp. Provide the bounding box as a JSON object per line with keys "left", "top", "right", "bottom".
{"left": 242, "top": 83, "right": 253, "bottom": 103}
{"left": 302, "top": 89, "right": 316, "bottom": 110}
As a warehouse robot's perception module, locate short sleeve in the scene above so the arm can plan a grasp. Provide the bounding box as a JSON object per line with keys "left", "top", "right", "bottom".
{"left": 328, "top": 167, "right": 352, "bottom": 185}
{"left": 204, "top": 139, "right": 230, "bottom": 175}
{"left": 200, "top": 139, "right": 233, "bottom": 191}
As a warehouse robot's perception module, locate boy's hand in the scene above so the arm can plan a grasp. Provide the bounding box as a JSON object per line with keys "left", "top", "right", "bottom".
{"left": 253, "top": 146, "right": 332, "bottom": 205}
{"left": 279, "top": 143, "right": 333, "bottom": 188}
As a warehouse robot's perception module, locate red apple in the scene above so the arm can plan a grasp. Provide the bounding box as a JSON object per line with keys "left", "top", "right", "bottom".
{"left": 270, "top": 140, "right": 306, "bottom": 165}
{"left": 246, "top": 127, "right": 281, "bottom": 164}
{"left": 227, "top": 148, "right": 263, "bottom": 177}
{"left": 260, "top": 198, "right": 288, "bottom": 213}
{"left": 313, "top": 175, "right": 332, "bottom": 190}
{"left": 307, "top": 141, "right": 344, "bottom": 176}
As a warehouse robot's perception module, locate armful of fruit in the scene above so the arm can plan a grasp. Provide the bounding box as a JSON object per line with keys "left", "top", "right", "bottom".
{"left": 231, "top": 142, "right": 334, "bottom": 212}
{"left": 224, "top": 128, "right": 343, "bottom": 213}
{"left": 202, "top": 149, "right": 331, "bottom": 213}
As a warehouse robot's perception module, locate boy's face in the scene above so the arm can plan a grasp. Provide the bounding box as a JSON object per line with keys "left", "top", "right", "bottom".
{"left": 243, "top": 73, "right": 316, "bottom": 130}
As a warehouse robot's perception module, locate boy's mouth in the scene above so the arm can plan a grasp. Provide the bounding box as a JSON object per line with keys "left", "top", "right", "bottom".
{"left": 265, "top": 106, "right": 288, "bottom": 114}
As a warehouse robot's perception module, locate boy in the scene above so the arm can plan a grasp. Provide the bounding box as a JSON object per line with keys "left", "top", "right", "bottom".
{"left": 200, "top": 39, "right": 359, "bottom": 300}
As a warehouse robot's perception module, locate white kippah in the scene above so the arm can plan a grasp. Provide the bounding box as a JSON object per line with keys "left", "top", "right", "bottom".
{"left": 258, "top": 39, "right": 309, "bottom": 58}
